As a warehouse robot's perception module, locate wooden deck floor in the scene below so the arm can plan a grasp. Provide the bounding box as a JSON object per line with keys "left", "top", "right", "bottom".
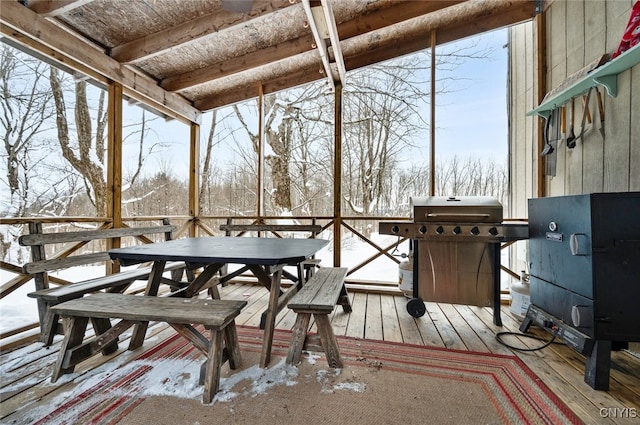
{"left": 2, "top": 282, "right": 639, "bottom": 424}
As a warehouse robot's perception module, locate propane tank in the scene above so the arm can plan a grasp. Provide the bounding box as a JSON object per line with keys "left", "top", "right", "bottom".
{"left": 509, "top": 271, "right": 530, "bottom": 318}
{"left": 398, "top": 251, "right": 414, "bottom": 298}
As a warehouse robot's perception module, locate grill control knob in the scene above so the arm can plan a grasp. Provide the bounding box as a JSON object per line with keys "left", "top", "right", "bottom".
{"left": 436, "top": 226, "right": 444, "bottom": 234}
{"left": 453, "top": 226, "right": 461, "bottom": 234}
{"left": 419, "top": 225, "right": 427, "bottom": 234}
{"left": 470, "top": 226, "right": 480, "bottom": 236}
{"left": 391, "top": 225, "right": 400, "bottom": 234}
{"left": 488, "top": 227, "right": 498, "bottom": 236}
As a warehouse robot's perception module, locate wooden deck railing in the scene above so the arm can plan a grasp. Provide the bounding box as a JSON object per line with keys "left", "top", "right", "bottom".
{"left": 1, "top": 215, "right": 527, "bottom": 348}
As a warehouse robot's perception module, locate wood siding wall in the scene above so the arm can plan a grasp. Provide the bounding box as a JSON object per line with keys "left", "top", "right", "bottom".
{"left": 509, "top": 0, "right": 638, "bottom": 212}
{"left": 508, "top": 0, "right": 639, "bottom": 353}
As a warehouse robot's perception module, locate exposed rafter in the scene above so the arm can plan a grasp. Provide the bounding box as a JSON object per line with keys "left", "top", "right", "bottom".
{"left": 161, "top": 1, "right": 462, "bottom": 93}
{"left": 1, "top": 0, "right": 200, "bottom": 122}
{"left": 302, "top": 0, "right": 337, "bottom": 87}
{"left": 110, "top": 0, "right": 294, "bottom": 63}
{"left": 24, "top": 0, "right": 93, "bottom": 17}
{"left": 3, "top": 0, "right": 537, "bottom": 115}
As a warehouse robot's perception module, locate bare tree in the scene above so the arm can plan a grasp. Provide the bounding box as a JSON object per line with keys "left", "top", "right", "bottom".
{"left": 0, "top": 46, "right": 56, "bottom": 217}
{"left": 49, "top": 68, "right": 108, "bottom": 215}
{"left": 230, "top": 83, "right": 332, "bottom": 216}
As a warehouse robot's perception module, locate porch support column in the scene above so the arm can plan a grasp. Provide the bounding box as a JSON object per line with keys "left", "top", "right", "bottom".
{"left": 106, "top": 81, "right": 123, "bottom": 273}
{"left": 189, "top": 122, "right": 200, "bottom": 237}
{"left": 258, "top": 85, "right": 265, "bottom": 217}
{"left": 333, "top": 83, "right": 343, "bottom": 267}
{"left": 429, "top": 30, "right": 436, "bottom": 196}
{"left": 534, "top": 12, "right": 547, "bottom": 197}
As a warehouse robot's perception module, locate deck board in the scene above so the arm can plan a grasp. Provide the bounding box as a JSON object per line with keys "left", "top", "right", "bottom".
{"left": 1, "top": 282, "right": 639, "bottom": 424}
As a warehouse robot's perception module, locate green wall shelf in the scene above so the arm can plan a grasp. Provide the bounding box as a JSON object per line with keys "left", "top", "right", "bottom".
{"left": 527, "top": 43, "right": 640, "bottom": 117}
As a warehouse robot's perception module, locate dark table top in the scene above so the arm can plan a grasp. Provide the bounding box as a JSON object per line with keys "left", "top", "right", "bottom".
{"left": 109, "top": 236, "right": 329, "bottom": 267}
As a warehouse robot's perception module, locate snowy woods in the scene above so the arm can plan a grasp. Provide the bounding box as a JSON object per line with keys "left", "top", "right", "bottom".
{"left": 1, "top": 39, "right": 507, "bottom": 256}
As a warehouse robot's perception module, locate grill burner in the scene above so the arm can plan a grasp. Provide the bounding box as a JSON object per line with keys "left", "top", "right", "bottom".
{"left": 380, "top": 196, "right": 528, "bottom": 324}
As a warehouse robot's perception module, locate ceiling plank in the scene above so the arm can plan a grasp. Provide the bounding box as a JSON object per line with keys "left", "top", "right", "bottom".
{"left": 110, "top": 0, "right": 294, "bottom": 63}
{"left": 1, "top": 0, "right": 200, "bottom": 123}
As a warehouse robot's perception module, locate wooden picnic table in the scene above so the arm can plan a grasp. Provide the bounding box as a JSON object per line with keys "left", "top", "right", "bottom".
{"left": 108, "top": 236, "right": 329, "bottom": 368}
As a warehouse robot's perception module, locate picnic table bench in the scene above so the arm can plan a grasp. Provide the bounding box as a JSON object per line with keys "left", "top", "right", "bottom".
{"left": 20, "top": 220, "right": 194, "bottom": 345}
{"left": 50, "top": 293, "right": 246, "bottom": 403}
{"left": 286, "top": 267, "right": 351, "bottom": 368}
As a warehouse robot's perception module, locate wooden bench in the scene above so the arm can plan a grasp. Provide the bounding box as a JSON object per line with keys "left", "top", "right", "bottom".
{"left": 49, "top": 293, "right": 246, "bottom": 404}
{"left": 219, "top": 218, "right": 323, "bottom": 286}
{"left": 286, "top": 267, "right": 351, "bottom": 368}
{"left": 20, "top": 220, "right": 193, "bottom": 345}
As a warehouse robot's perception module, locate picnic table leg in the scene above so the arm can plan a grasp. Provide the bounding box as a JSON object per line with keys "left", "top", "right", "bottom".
{"left": 259, "top": 267, "right": 283, "bottom": 368}
{"left": 130, "top": 260, "right": 166, "bottom": 349}
{"left": 91, "top": 317, "right": 119, "bottom": 354}
{"left": 183, "top": 263, "right": 224, "bottom": 298}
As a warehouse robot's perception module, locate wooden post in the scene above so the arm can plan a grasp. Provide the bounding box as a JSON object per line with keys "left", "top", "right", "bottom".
{"left": 189, "top": 122, "right": 200, "bottom": 238}
{"left": 429, "top": 30, "right": 436, "bottom": 196}
{"left": 258, "top": 85, "right": 266, "bottom": 218}
{"left": 535, "top": 12, "right": 547, "bottom": 198}
{"left": 106, "top": 81, "right": 123, "bottom": 274}
{"left": 333, "top": 83, "right": 342, "bottom": 267}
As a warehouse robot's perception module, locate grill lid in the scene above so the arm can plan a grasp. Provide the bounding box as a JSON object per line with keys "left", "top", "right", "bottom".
{"left": 411, "top": 196, "right": 503, "bottom": 223}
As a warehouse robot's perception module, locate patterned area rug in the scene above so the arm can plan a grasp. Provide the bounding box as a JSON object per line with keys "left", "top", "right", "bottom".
{"left": 21, "top": 326, "right": 582, "bottom": 425}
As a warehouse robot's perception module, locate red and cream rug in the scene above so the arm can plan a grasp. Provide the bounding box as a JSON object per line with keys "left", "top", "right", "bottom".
{"left": 22, "top": 325, "right": 582, "bottom": 425}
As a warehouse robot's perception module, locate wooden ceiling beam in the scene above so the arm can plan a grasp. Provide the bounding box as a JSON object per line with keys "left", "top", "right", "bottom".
{"left": 342, "top": 0, "right": 536, "bottom": 71}
{"left": 192, "top": 0, "right": 536, "bottom": 110}
{"left": 194, "top": 65, "right": 324, "bottom": 110}
{"left": 110, "top": 0, "right": 294, "bottom": 63}
{"left": 161, "top": 33, "right": 315, "bottom": 92}
{"left": 161, "top": 0, "right": 461, "bottom": 93}
{"left": 1, "top": 1, "right": 201, "bottom": 123}
{"left": 25, "top": 0, "right": 94, "bottom": 17}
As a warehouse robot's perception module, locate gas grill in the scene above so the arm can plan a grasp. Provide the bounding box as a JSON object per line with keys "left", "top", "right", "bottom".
{"left": 520, "top": 192, "right": 640, "bottom": 390}
{"left": 379, "top": 196, "right": 528, "bottom": 324}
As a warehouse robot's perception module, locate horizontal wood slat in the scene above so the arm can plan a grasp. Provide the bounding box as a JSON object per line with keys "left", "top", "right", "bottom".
{"left": 219, "top": 224, "right": 321, "bottom": 233}
{"left": 27, "top": 262, "right": 186, "bottom": 302}
{"left": 19, "top": 225, "right": 176, "bottom": 246}
{"left": 23, "top": 252, "right": 111, "bottom": 274}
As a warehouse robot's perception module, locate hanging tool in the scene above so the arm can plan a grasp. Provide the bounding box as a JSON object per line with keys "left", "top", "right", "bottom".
{"left": 582, "top": 93, "right": 592, "bottom": 124}
{"left": 541, "top": 108, "right": 555, "bottom": 156}
{"left": 573, "top": 87, "right": 594, "bottom": 144}
{"left": 566, "top": 98, "right": 577, "bottom": 148}
{"left": 596, "top": 87, "right": 605, "bottom": 137}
